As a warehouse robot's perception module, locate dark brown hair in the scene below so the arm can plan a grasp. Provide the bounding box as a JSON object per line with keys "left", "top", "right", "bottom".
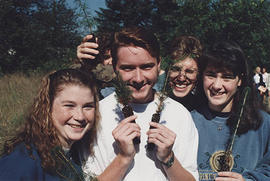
{"left": 111, "top": 27, "right": 160, "bottom": 69}
{"left": 199, "top": 41, "right": 262, "bottom": 134}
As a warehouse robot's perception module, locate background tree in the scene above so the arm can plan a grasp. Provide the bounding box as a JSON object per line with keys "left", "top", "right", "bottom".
{"left": 94, "top": 0, "right": 270, "bottom": 70}
{"left": 94, "top": 0, "right": 155, "bottom": 35}
{"left": 74, "top": 0, "right": 97, "bottom": 35}
{"left": 0, "top": 0, "right": 81, "bottom": 74}
{"left": 1, "top": 0, "right": 269, "bottom": 74}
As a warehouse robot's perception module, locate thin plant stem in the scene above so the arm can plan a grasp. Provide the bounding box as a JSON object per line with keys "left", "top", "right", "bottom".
{"left": 227, "top": 87, "right": 250, "bottom": 153}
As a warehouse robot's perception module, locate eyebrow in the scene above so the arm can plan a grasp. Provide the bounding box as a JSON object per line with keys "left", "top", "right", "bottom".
{"left": 119, "top": 62, "right": 156, "bottom": 69}
{"left": 61, "top": 100, "right": 75, "bottom": 104}
{"left": 173, "top": 65, "right": 198, "bottom": 70}
{"left": 119, "top": 64, "right": 135, "bottom": 69}
{"left": 204, "top": 70, "right": 236, "bottom": 76}
{"left": 84, "top": 102, "right": 95, "bottom": 106}
{"left": 61, "top": 100, "right": 95, "bottom": 105}
{"left": 204, "top": 70, "right": 215, "bottom": 73}
{"left": 140, "top": 62, "right": 156, "bottom": 68}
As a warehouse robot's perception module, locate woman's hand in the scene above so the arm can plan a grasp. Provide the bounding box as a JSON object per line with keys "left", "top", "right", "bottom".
{"left": 216, "top": 171, "right": 245, "bottom": 181}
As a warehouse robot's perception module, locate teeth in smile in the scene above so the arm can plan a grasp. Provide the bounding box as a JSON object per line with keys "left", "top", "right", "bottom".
{"left": 211, "top": 91, "right": 223, "bottom": 96}
{"left": 69, "top": 124, "right": 83, "bottom": 128}
{"left": 175, "top": 84, "right": 187, "bottom": 88}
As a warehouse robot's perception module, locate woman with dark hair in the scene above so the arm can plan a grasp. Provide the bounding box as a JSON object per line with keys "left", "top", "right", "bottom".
{"left": 0, "top": 69, "right": 101, "bottom": 180}
{"left": 192, "top": 41, "right": 270, "bottom": 180}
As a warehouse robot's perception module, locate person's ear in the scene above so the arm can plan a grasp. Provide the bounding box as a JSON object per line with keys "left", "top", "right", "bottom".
{"left": 238, "top": 79, "right": 242, "bottom": 87}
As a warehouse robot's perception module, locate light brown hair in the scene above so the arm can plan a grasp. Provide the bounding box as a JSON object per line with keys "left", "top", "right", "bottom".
{"left": 3, "top": 68, "right": 100, "bottom": 171}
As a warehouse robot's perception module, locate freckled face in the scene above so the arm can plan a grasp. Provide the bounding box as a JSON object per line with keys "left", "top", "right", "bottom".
{"left": 115, "top": 46, "right": 160, "bottom": 103}
{"left": 169, "top": 57, "right": 198, "bottom": 98}
{"left": 51, "top": 85, "right": 95, "bottom": 148}
{"left": 203, "top": 67, "right": 242, "bottom": 112}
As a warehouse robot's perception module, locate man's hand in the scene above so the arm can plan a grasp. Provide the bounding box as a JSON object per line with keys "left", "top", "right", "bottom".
{"left": 147, "top": 122, "right": 176, "bottom": 162}
{"left": 77, "top": 35, "right": 99, "bottom": 61}
{"left": 112, "top": 115, "right": 140, "bottom": 159}
{"left": 99, "top": 115, "right": 141, "bottom": 181}
{"left": 216, "top": 172, "right": 245, "bottom": 181}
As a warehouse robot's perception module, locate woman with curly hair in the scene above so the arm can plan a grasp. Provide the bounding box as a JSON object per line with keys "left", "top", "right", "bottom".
{"left": 166, "top": 35, "right": 204, "bottom": 111}
{"left": 0, "top": 69, "right": 100, "bottom": 180}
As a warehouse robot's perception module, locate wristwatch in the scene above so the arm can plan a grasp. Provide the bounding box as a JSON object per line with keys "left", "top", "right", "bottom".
{"left": 161, "top": 151, "right": 174, "bottom": 168}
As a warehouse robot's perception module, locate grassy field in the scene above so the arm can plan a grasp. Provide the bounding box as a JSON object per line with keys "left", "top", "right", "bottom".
{"left": 0, "top": 72, "right": 44, "bottom": 146}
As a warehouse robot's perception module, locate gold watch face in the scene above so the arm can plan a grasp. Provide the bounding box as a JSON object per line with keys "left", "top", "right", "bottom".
{"left": 210, "top": 150, "right": 234, "bottom": 172}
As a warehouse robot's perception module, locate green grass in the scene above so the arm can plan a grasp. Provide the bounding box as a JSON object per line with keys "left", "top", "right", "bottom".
{"left": 0, "top": 72, "right": 44, "bottom": 146}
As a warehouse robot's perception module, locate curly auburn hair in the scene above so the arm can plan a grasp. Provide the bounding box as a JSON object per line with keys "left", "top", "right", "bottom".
{"left": 167, "top": 35, "right": 203, "bottom": 98}
{"left": 3, "top": 68, "right": 100, "bottom": 172}
{"left": 169, "top": 35, "right": 202, "bottom": 62}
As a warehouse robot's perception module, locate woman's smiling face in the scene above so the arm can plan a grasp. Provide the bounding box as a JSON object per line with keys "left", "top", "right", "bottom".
{"left": 203, "top": 67, "right": 242, "bottom": 112}
{"left": 51, "top": 84, "right": 95, "bottom": 148}
{"left": 169, "top": 57, "right": 198, "bottom": 98}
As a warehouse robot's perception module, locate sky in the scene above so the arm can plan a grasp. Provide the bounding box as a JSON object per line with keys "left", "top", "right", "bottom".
{"left": 66, "top": 0, "right": 107, "bottom": 33}
{"left": 66, "top": 0, "right": 106, "bottom": 15}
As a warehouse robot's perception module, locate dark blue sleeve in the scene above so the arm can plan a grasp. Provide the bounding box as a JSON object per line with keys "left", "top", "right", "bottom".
{"left": 0, "top": 144, "right": 58, "bottom": 181}
{"left": 242, "top": 112, "right": 270, "bottom": 181}
{"left": 242, "top": 151, "right": 270, "bottom": 181}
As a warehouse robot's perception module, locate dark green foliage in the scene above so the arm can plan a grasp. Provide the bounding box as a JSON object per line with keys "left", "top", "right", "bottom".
{"left": 167, "top": 0, "right": 270, "bottom": 70}
{"left": 94, "top": 0, "right": 270, "bottom": 70}
{"left": 0, "top": 0, "right": 81, "bottom": 73}
{"left": 113, "top": 72, "right": 140, "bottom": 144}
{"left": 113, "top": 72, "right": 133, "bottom": 106}
{"left": 94, "top": 0, "right": 155, "bottom": 34}
{"left": 2, "top": 0, "right": 270, "bottom": 73}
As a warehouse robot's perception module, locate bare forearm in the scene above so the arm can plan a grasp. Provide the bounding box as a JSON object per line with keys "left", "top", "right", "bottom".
{"left": 163, "top": 158, "right": 195, "bottom": 181}
{"left": 97, "top": 154, "right": 132, "bottom": 181}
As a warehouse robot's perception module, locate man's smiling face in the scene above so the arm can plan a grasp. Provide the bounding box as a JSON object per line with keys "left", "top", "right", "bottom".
{"left": 115, "top": 46, "right": 160, "bottom": 104}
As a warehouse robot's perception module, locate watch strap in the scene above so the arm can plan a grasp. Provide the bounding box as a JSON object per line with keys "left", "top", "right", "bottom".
{"left": 161, "top": 151, "right": 174, "bottom": 168}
